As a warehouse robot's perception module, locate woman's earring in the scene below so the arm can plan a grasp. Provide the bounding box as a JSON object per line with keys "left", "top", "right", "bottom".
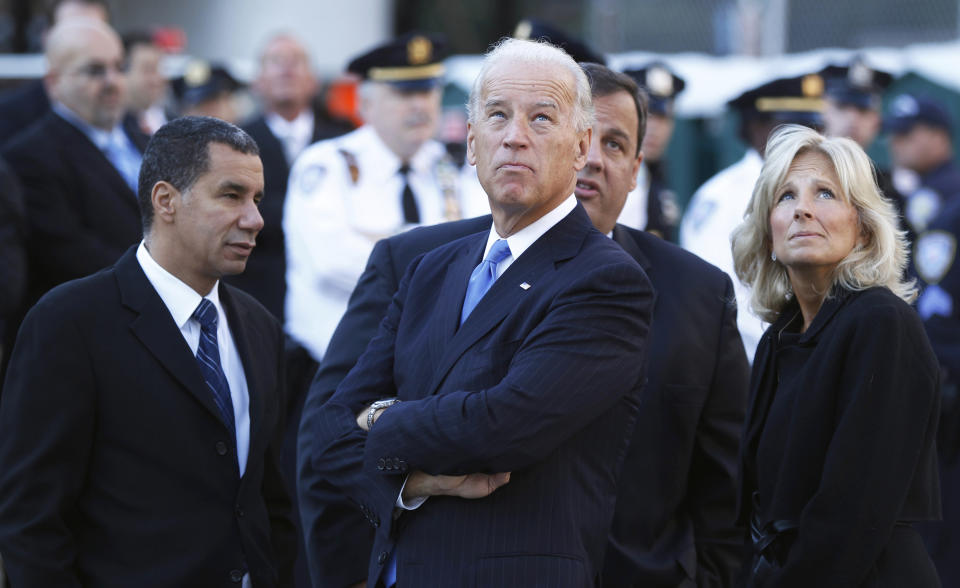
{"left": 771, "top": 251, "right": 777, "bottom": 262}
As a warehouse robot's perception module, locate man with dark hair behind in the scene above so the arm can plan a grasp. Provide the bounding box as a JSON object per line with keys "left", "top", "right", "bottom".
{"left": 0, "top": 116, "right": 296, "bottom": 588}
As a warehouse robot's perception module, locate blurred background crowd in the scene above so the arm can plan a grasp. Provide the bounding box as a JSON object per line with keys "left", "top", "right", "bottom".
{"left": 1, "top": 0, "right": 960, "bottom": 586}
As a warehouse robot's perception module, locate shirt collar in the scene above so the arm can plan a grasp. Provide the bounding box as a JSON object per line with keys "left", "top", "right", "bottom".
{"left": 136, "top": 240, "right": 223, "bottom": 329}
{"left": 482, "top": 194, "right": 577, "bottom": 260}
{"left": 265, "top": 109, "right": 314, "bottom": 140}
{"left": 52, "top": 101, "right": 125, "bottom": 151}
{"left": 361, "top": 124, "right": 443, "bottom": 176}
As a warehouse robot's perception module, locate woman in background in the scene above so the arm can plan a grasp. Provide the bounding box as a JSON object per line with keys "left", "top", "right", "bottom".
{"left": 732, "top": 124, "right": 941, "bottom": 587}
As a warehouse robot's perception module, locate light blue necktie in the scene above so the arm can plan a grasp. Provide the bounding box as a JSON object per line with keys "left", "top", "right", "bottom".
{"left": 102, "top": 131, "right": 142, "bottom": 194}
{"left": 192, "top": 299, "right": 236, "bottom": 439}
{"left": 460, "top": 239, "right": 512, "bottom": 325}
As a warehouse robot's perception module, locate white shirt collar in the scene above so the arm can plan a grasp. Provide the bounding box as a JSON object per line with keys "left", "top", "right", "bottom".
{"left": 135, "top": 241, "right": 223, "bottom": 329}
{"left": 482, "top": 194, "right": 578, "bottom": 262}
{"left": 265, "top": 109, "right": 314, "bottom": 139}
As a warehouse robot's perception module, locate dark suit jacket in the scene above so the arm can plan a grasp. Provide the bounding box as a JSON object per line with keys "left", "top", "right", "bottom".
{"left": 2, "top": 110, "right": 148, "bottom": 304}
{"left": 0, "top": 247, "right": 297, "bottom": 588}
{"left": 304, "top": 205, "right": 653, "bottom": 587}
{"left": 603, "top": 225, "right": 748, "bottom": 587}
{"left": 299, "top": 216, "right": 492, "bottom": 587}
{"left": 737, "top": 287, "right": 941, "bottom": 587}
{"left": 230, "top": 114, "right": 353, "bottom": 321}
{"left": 298, "top": 218, "right": 748, "bottom": 588}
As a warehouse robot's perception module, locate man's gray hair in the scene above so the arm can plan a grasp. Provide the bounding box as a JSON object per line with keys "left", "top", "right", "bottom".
{"left": 466, "top": 37, "right": 594, "bottom": 134}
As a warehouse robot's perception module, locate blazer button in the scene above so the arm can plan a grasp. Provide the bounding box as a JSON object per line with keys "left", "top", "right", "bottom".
{"left": 378, "top": 551, "right": 388, "bottom": 565}
{"left": 235, "top": 505, "right": 245, "bottom": 518}
{"left": 377, "top": 458, "right": 385, "bottom": 470}
{"left": 215, "top": 441, "right": 228, "bottom": 456}
{"left": 229, "top": 569, "right": 244, "bottom": 583}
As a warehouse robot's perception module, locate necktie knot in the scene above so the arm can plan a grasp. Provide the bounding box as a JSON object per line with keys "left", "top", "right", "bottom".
{"left": 486, "top": 239, "right": 512, "bottom": 265}
{"left": 192, "top": 298, "right": 218, "bottom": 332}
{"left": 398, "top": 163, "right": 411, "bottom": 176}
{"left": 460, "top": 239, "right": 512, "bottom": 325}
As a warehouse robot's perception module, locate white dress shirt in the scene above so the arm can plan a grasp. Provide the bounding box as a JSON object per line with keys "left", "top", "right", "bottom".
{"left": 265, "top": 109, "right": 315, "bottom": 165}
{"left": 136, "top": 241, "right": 251, "bottom": 477}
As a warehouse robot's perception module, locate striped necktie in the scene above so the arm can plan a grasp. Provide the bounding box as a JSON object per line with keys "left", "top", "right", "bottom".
{"left": 192, "top": 299, "right": 236, "bottom": 437}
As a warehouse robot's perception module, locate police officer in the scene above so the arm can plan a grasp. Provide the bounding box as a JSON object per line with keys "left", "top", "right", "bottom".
{"left": 283, "top": 33, "right": 485, "bottom": 361}
{"left": 892, "top": 94, "right": 960, "bottom": 588}
{"left": 171, "top": 59, "right": 242, "bottom": 123}
{"left": 819, "top": 58, "right": 910, "bottom": 238}
{"left": 621, "top": 62, "right": 684, "bottom": 240}
{"left": 680, "top": 72, "right": 825, "bottom": 361}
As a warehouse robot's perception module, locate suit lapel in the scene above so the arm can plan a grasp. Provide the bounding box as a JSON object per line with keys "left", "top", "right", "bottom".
{"left": 220, "top": 285, "right": 267, "bottom": 456}
{"left": 426, "top": 205, "right": 591, "bottom": 395}
{"left": 115, "top": 248, "right": 230, "bottom": 430}
{"left": 613, "top": 224, "right": 657, "bottom": 309}
{"left": 51, "top": 114, "right": 140, "bottom": 213}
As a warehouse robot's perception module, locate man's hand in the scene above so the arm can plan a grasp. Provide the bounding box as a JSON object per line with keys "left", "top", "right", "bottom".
{"left": 355, "top": 402, "right": 388, "bottom": 431}
{"left": 401, "top": 470, "right": 511, "bottom": 502}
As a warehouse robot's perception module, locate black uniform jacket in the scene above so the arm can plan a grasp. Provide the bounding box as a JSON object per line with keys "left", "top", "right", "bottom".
{"left": 737, "top": 287, "right": 941, "bottom": 587}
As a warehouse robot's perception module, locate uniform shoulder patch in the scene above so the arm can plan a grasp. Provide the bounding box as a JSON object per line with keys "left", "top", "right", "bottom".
{"left": 915, "top": 229, "right": 956, "bottom": 284}
{"left": 297, "top": 163, "right": 327, "bottom": 195}
{"left": 906, "top": 187, "right": 942, "bottom": 233}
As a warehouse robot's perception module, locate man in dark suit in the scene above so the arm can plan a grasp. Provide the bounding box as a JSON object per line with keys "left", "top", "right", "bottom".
{"left": 0, "top": 116, "right": 296, "bottom": 587}
{"left": 300, "top": 39, "right": 653, "bottom": 587}
{"left": 298, "top": 62, "right": 748, "bottom": 587}
{"left": 574, "top": 62, "right": 748, "bottom": 588}
{"left": 236, "top": 33, "right": 353, "bottom": 322}
{"left": 2, "top": 18, "right": 147, "bottom": 305}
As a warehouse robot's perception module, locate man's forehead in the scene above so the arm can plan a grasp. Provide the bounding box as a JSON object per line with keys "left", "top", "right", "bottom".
{"left": 481, "top": 67, "right": 575, "bottom": 107}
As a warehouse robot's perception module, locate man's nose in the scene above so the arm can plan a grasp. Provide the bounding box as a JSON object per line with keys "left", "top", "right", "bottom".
{"left": 584, "top": 136, "right": 603, "bottom": 171}
{"left": 503, "top": 118, "right": 530, "bottom": 149}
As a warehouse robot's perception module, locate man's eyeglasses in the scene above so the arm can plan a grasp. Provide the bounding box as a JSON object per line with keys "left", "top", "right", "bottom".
{"left": 68, "top": 61, "right": 126, "bottom": 79}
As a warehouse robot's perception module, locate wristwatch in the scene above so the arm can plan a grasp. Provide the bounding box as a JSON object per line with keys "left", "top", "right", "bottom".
{"left": 367, "top": 398, "right": 401, "bottom": 430}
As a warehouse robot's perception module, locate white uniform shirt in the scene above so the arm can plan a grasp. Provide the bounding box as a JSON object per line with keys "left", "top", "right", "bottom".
{"left": 680, "top": 149, "right": 766, "bottom": 362}
{"left": 284, "top": 125, "right": 487, "bottom": 360}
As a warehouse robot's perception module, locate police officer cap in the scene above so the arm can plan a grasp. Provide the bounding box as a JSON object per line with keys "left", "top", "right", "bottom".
{"left": 729, "top": 73, "right": 825, "bottom": 127}
{"left": 172, "top": 60, "right": 241, "bottom": 107}
{"left": 513, "top": 18, "right": 605, "bottom": 65}
{"left": 819, "top": 57, "right": 894, "bottom": 110}
{"left": 622, "top": 62, "right": 686, "bottom": 116}
{"left": 347, "top": 32, "right": 447, "bottom": 91}
{"left": 884, "top": 93, "right": 952, "bottom": 134}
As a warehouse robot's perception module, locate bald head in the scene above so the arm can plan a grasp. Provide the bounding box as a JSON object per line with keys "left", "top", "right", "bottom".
{"left": 45, "top": 19, "right": 126, "bottom": 130}
{"left": 255, "top": 33, "right": 317, "bottom": 120}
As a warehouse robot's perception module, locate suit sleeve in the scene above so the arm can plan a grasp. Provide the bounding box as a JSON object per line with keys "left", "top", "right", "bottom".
{"left": 296, "top": 238, "right": 398, "bottom": 588}
{"left": 4, "top": 145, "right": 126, "bottom": 283}
{"left": 689, "top": 275, "right": 750, "bottom": 587}
{"left": 0, "top": 300, "right": 93, "bottom": 587}
{"left": 363, "top": 259, "right": 652, "bottom": 475}
{"left": 769, "top": 304, "right": 940, "bottom": 587}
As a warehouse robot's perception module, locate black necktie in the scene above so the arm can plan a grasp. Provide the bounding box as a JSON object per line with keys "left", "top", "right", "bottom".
{"left": 398, "top": 163, "right": 421, "bottom": 224}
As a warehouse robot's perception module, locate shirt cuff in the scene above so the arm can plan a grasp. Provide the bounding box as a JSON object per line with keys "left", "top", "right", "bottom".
{"left": 395, "top": 474, "right": 428, "bottom": 510}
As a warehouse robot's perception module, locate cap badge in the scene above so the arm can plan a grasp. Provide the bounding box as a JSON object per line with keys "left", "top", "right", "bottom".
{"left": 647, "top": 66, "right": 673, "bottom": 97}
{"left": 801, "top": 74, "right": 824, "bottom": 98}
{"left": 407, "top": 36, "right": 433, "bottom": 65}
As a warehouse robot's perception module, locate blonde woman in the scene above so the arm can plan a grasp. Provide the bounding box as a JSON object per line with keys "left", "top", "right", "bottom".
{"left": 732, "top": 124, "right": 941, "bottom": 586}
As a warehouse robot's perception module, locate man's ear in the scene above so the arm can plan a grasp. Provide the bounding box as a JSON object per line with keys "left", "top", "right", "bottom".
{"left": 629, "top": 150, "right": 644, "bottom": 193}
{"left": 152, "top": 181, "right": 180, "bottom": 224}
{"left": 573, "top": 127, "right": 591, "bottom": 171}
{"left": 466, "top": 122, "right": 477, "bottom": 166}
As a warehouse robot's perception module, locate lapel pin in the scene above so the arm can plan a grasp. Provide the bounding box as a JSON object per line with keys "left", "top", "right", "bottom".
{"left": 520, "top": 282, "right": 531, "bottom": 290}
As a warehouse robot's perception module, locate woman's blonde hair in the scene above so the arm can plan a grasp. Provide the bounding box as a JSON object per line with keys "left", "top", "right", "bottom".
{"left": 731, "top": 124, "right": 916, "bottom": 323}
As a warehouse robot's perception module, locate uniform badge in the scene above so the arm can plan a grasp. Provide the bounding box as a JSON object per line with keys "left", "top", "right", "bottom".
{"left": 906, "top": 188, "right": 942, "bottom": 233}
{"left": 915, "top": 229, "right": 956, "bottom": 284}
{"left": 917, "top": 284, "right": 953, "bottom": 320}
{"left": 298, "top": 164, "right": 326, "bottom": 195}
